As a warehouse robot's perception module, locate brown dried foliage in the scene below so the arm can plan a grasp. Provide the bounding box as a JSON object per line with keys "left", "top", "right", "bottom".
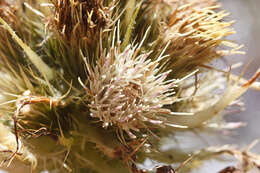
{"left": 160, "top": 3, "right": 241, "bottom": 77}
{"left": 142, "top": 0, "right": 217, "bottom": 22}
{"left": 51, "top": 0, "right": 108, "bottom": 43}
{"left": 0, "top": 0, "right": 19, "bottom": 28}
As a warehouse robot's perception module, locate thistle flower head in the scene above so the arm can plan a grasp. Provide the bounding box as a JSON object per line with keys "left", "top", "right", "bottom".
{"left": 160, "top": 3, "right": 243, "bottom": 77}
{"left": 142, "top": 0, "right": 217, "bottom": 22}
{"left": 51, "top": 0, "right": 108, "bottom": 42}
{"left": 0, "top": 0, "right": 259, "bottom": 172}
{"left": 84, "top": 44, "right": 180, "bottom": 138}
{"left": 136, "top": 0, "right": 217, "bottom": 44}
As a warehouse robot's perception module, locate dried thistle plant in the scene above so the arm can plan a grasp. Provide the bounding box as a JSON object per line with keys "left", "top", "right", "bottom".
{"left": 50, "top": 0, "right": 109, "bottom": 43}
{"left": 0, "top": 0, "right": 259, "bottom": 173}
{"left": 82, "top": 37, "right": 192, "bottom": 139}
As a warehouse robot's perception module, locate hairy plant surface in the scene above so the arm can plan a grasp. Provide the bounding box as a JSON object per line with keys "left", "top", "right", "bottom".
{"left": 0, "top": 0, "right": 259, "bottom": 173}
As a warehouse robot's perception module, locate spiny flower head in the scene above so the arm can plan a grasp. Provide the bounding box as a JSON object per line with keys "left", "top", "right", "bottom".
{"left": 137, "top": 0, "right": 217, "bottom": 43}
{"left": 0, "top": 0, "right": 259, "bottom": 172}
{"left": 51, "top": 0, "right": 108, "bottom": 42}
{"left": 160, "top": 3, "right": 243, "bottom": 77}
{"left": 142, "top": 0, "right": 217, "bottom": 22}
{"left": 83, "top": 43, "right": 182, "bottom": 138}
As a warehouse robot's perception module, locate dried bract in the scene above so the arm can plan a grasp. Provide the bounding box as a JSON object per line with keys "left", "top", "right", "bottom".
{"left": 161, "top": 3, "right": 243, "bottom": 77}
{"left": 51, "top": 0, "right": 108, "bottom": 42}
{"left": 0, "top": 1, "right": 19, "bottom": 27}
{"left": 142, "top": 0, "right": 217, "bottom": 23}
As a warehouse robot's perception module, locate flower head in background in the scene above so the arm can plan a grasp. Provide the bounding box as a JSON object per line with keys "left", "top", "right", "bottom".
{"left": 160, "top": 2, "right": 244, "bottom": 77}
{"left": 50, "top": 0, "right": 109, "bottom": 43}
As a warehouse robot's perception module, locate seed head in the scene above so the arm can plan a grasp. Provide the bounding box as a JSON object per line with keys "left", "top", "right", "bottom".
{"left": 142, "top": 0, "right": 217, "bottom": 23}
{"left": 84, "top": 45, "right": 179, "bottom": 138}
{"left": 51, "top": 0, "right": 108, "bottom": 42}
{"left": 160, "top": 3, "right": 243, "bottom": 77}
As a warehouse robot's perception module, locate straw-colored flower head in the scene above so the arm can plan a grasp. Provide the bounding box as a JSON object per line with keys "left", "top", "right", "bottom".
{"left": 51, "top": 0, "right": 108, "bottom": 42}
{"left": 84, "top": 44, "right": 179, "bottom": 138}
{"left": 142, "top": 0, "right": 217, "bottom": 22}
{"left": 142, "top": 0, "right": 178, "bottom": 22}
{"left": 138, "top": 0, "right": 217, "bottom": 39}
{"left": 160, "top": 3, "right": 243, "bottom": 77}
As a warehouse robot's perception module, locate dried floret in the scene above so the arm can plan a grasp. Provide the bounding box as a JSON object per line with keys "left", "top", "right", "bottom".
{"left": 50, "top": 0, "right": 109, "bottom": 42}
{"left": 159, "top": 3, "right": 243, "bottom": 77}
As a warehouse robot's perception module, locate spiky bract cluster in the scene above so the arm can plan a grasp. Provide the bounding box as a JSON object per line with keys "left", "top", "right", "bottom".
{"left": 141, "top": 0, "right": 217, "bottom": 23}
{"left": 85, "top": 44, "right": 179, "bottom": 138}
{"left": 136, "top": 0, "right": 217, "bottom": 42}
{"left": 137, "top": 0, "right": 242, "bottom": 78}
{"left": 161, "top": 4, "right": 243, "bottom": 76}
{"left": 51, "top": 0, "right": 108, "bottom": 42}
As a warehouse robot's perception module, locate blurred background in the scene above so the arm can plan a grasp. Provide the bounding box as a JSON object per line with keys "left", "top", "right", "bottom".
{"left": 222, "top": 0, "right": 260, "bottom": 151}
{"left": 197, "top": 0, "right": 260, "bottom": 172}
